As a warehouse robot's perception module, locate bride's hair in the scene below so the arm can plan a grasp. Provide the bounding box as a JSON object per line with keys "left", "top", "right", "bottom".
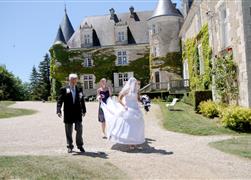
{"left": 119, "top": 77, "right": 138, "bottom": 96}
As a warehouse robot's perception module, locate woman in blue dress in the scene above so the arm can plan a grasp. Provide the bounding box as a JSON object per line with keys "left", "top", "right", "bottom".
{"left": 97, "top": 78, "right": 112, "bottom": 138}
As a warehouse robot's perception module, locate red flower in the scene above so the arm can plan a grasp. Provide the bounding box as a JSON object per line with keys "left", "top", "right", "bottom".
{"left": 227, "top": 47, "right": 232, "bottom": 52}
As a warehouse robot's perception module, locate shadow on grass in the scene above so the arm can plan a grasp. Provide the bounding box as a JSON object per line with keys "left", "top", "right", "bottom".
{"left": 169, "top": 109, "right": 184, "bottom": 111}
{"left": 72, "top": 151, "right": 108, "bottom": 159}
{"left": 111, "top": 138, "right": 173, "bottom": 155}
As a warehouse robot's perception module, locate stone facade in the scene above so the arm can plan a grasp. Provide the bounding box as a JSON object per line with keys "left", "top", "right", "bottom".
{"left": 180, "top": 0, "right": 251, "bottom": 107}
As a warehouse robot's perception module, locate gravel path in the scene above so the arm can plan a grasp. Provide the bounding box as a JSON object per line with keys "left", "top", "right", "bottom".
{"left": 0, "top": 101, "right": 250, "bottom": 179}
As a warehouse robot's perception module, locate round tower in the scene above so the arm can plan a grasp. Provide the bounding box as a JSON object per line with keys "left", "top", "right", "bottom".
{"left": 148, "top": 0, "right": 183, "bottom": 86}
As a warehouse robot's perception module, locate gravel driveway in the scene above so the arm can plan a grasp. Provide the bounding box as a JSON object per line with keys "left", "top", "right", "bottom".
{"left": 0, "top": 101, "right": 250, "bottom": 179}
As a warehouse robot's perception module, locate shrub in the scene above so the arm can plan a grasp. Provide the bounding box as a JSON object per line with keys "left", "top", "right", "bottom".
{"left": 152, "top": 98, "right": 164, "bottom": 103}
{"left": 194, "top": 90, "right": 212, "bottom": 111}
{"left": 166, "top": 95, "right": 176, "bottom": 102}
{"left": 181, "top": 92, "right": 194, "bottom": 107}
{"left": 199, "top": 100, "right": 219, "bottom": 118}
{"left": 217, "top": 103, "right": 228, "bottom": 118}
{"left": 221, "top": 106, "right": 251, "bottom": 132}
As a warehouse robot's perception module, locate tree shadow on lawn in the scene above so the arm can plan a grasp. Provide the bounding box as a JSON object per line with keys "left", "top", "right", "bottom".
{"left": 169, "top": 109, "right": 184, "bottom": 111}
{"left": 111, "top": 138, "right": 173, "bottom": 155}
{"left": 72, "top": 151, "right": 108, "bottom": 159}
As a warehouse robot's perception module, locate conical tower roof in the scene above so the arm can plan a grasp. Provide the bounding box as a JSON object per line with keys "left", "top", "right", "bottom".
{"left": 60, "top": 9, "right": 75, "bottom": 42}
{"left": 54, "top": 26, "right": 66, "bottom": 44}
{"left": 149, "top": 0, "right": 182, "bottom": 20}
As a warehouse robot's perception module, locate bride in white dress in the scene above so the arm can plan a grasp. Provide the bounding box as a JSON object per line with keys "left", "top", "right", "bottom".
{"left": 101, "top": 77, "right": 145, "bottom": 148}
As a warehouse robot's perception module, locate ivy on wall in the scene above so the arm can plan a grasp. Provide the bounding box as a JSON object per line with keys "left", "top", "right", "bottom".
{"left": 151, "top": 52, "right": 183, "bottom": 76}
{"left": 182, "top": 24, "right": 212, "bottom": 90}
{"left": 213, "top": 51, "right": 238, "bottom": 104}
{"left": 49, "top": 44, "right": 150, "bottom": 97}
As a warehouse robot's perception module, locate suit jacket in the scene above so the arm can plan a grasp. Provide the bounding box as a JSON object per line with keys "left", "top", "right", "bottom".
{"left": 57, "top": 85, "right": 86, "bottom": 123}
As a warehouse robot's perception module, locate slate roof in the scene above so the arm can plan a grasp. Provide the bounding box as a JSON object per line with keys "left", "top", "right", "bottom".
{"left": 53, "top": 9, "right": 75, "bottom": 45}
{"left": 61, "top": 11, "right": 75, "bottom": 42}
{"left": 68, "top": 10, "right": 153, "bottom": 48}
{"left": 54, "top": 26, "right": 66, "bottom": 44}
{"left": 149, "top": 0, "right": 182, "bottom": 20}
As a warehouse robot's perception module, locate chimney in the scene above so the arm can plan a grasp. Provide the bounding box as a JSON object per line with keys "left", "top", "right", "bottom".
{"left": 110, "top": 8, "right": 115, "bottom": 20}
{"left": 129, "top": 6, "right": 135, "bottom": 18}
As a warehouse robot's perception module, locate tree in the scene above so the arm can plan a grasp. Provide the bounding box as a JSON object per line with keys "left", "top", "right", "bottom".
{"left": 0, "top": 65, "right": 30, "bottom": 101}
{"left": 30, "top": 66, "right": 40, "bottom": 100}
{"left": 37, "top": 53, "right": 51, "bottom": 100}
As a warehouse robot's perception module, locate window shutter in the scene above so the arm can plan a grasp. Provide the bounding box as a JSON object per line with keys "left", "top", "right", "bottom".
{"left": 113, "top": 73, "right": 119, "bottom": 88}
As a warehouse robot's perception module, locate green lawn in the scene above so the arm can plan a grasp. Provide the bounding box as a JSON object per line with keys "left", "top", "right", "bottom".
{"left": 158, "top": 102, "right": 237, "bottom": 136}
{"left": 0, "top": 101, "right": 36, "bottom": 119}
{"left": 210, "top": 136, "right": 251, "bottom": 159}
{"left": 0, "top": 156, "right": 127, "bottom": 179}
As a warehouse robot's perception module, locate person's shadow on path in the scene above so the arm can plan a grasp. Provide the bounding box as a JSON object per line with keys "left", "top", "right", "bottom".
{"left": 72, "top": 151, "right": 108, "bottom": 159}
{"left": 111, "top": 138, "right": 173, "bottom": 155}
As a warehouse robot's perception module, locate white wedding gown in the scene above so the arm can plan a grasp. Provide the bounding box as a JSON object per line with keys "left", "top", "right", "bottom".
{"left": 101, "top": 94, "right": 145, "bottom": 145}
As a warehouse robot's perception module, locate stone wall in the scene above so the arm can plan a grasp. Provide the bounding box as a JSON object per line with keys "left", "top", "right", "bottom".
{"left": 148, "top": 16, "right": 183, "bottom": 57}
{"left": 180, "top": 0, "right": 251, "bottom": 107}
{"left": 242, "top": 0, "right": 251, "bottom": 107}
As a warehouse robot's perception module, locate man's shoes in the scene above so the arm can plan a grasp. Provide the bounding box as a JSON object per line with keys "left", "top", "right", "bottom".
{"left": 67, "top": 148, "right": 73, "bottom": 153}
{"left": 78, "top": 147, "right": 85, "bottom": 153}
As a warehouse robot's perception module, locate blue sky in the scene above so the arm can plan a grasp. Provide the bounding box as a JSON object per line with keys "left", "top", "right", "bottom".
{"left": 0, "top": 0, "right": 181, "bottom": 82}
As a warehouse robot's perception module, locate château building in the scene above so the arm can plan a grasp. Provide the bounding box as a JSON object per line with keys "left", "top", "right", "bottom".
{"left": 50, "top": 0, "right": 183, "bottom": 97}
{"left": 50, "top": 0, "right": 251, "bottom": 107}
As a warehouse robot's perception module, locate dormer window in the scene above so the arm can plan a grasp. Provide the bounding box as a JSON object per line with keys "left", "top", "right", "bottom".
{"left": 118, "top": 32, "right": 125, "bottom": 42}
{"left": 117, "top": 51, "right": 128, "bottom": 65}
{"left": 115, "top": 21, "right": 128, "bottom": 44}
{"left": 80, "top": 22, "right": 93, "bottom": 47}
{"left": 84, "top": 34, "right": 91, "bottom": 45}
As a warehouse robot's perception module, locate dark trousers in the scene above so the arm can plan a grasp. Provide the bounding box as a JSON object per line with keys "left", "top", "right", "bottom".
{"left": 65, "top": 121, "right": 83, "bottom": 149}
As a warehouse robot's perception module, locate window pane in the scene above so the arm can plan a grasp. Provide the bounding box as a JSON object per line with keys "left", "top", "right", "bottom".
{"left": 89, "top": 81, "right": 93, "bottom": 89}
{"left": 123, "top": 57, "right": 127, "bottom": 64}
{"left": 121, "top": 32, "right": 124, "bottom": 41}
{"left": 84, "top": 81, "right": 88, "bottom": 89}
{"left": 88, "top": 58, "right": 92, "bottom": 66}
{"left": 119, "top": 79, "right": 123, "bottom": 87}
{"left": 118, "top": 57, "right": 122, "bottom": 65}
{"left": 222, "top": 9, "right": 226, "bottom": 20}
{"left": 153, "top": 47, "right": 157, "bottom": 57}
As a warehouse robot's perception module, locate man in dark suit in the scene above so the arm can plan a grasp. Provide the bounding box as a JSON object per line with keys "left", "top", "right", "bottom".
{"left": 57, "top": 74, "right": 86, "bottom": 153}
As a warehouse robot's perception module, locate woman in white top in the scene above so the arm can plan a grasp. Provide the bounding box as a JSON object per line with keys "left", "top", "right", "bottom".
{"left": 101, "top": 77, "right": 145, "bottom": 149}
